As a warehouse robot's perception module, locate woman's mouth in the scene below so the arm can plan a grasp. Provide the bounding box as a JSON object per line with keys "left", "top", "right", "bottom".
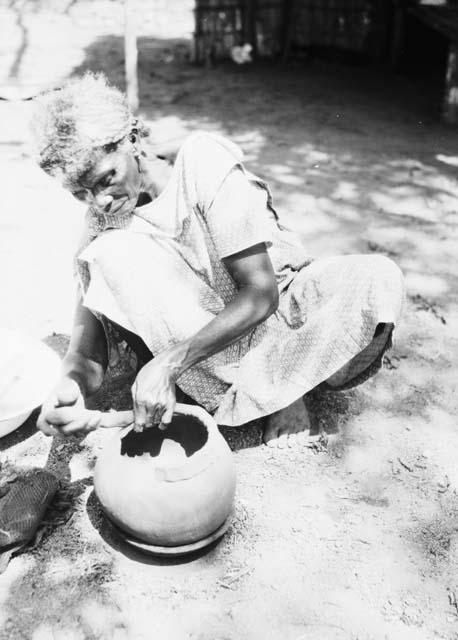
{"left": 97, "top": 197, "right": 135, "bottom": 217}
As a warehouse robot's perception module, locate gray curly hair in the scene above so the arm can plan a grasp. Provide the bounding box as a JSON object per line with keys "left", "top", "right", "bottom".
{"left": 30, "top": 72, "right": 149, "bottom": 181}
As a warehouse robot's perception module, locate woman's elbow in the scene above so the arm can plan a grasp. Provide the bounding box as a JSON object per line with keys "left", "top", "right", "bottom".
{"left": 269, "top": 285, "right": 280, "bottom": 315}
{"left": 257, "top": 284, "right": 279, "bottom": 321}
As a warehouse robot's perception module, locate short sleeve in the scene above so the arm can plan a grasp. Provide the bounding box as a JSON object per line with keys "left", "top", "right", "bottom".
{"left": 187, "top": 132, "right": 244, "bottom": 210}
{"left": 204, "top": 167, "right": 274, "bottom": 258}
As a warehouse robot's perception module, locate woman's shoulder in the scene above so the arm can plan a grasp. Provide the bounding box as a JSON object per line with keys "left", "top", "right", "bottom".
{"left": 175, "top": 132, "right": 245, "bottom": 208}
{"left": 144, "top": 131, "right": 241, "bottom": 166}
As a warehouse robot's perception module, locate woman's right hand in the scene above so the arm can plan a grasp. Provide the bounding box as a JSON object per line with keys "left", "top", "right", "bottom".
{"left": 37, "top": 378, "right": 101, "bottom": 437}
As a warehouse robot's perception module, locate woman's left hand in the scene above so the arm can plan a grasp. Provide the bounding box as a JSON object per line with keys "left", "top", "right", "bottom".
{"left": 131, "top": 354, "right": 177, "bottom": 431}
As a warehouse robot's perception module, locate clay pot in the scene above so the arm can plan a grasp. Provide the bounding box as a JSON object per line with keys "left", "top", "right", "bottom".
{"left": 93, "top": 403, "right": 236, "bottom": 547}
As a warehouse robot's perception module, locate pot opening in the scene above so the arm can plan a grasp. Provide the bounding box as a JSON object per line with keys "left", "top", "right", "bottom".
{"left": 120, "top": 414, "right": 209, "bottom": 458}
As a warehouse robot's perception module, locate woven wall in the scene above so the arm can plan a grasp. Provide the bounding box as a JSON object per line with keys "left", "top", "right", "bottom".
{"left": 194, "top": 0, "right": 391, "bottom": 62}
{"left": 194, "top": 1, "right": 244, "bottom": 63}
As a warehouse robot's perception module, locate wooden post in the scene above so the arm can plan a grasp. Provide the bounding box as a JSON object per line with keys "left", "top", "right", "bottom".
{"left": 124, "top": 0, "right": 139, "bottom": 113}
{"left": 444, "top": 42, "right": 458, "bottom": 125}
{"left": 281, "top": 0, "right": 295, "bottom": 62}
{"left": 369, "top": 0, "right": 392, "bottom": 61}
{"left": 390, "top": 1, "right": 404, "bottom": 68}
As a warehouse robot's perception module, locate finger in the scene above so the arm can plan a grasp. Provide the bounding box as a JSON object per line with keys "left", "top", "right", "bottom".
{"left": 43, "top": 406, "right": 84, "bottom": 426}
{"left": 132, "top": 380, "right": 148, "bottom": 429}
{"left": 143, "top": 403, "right": 158, "bottom": 428}
{"left": 58, "top": 417, "right": 96, "bottom": 436}
{"left": 99, "top": 410, "right": 134, "bottom": 429}
{"left": 155, "top": 408, "right": 167, "bottom": 430}
{"left": 160, "top": 404, "right": 175, "bottom": 428}
{"left": 151, "top": 404, "right": 166, "bottom": 426}
{"left": 37, "top": 416, "right": 59, "bottom": 437}
{"left": 133, "top": 400, "right": 147, "bottom": 431}
{"left": 142, "top": 398, "right": 164, "bottom": 427}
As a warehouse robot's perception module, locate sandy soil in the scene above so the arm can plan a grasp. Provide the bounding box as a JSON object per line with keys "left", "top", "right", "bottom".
{"left": 1, "top": 2, "right": 458, "bottom": 639}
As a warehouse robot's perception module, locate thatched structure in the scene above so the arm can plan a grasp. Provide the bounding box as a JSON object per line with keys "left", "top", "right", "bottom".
{"left": 193, "top": 0, "right": 391, "bottom": 63}
{"left": 193, "top": 0, "right": 458, "bottom": 124}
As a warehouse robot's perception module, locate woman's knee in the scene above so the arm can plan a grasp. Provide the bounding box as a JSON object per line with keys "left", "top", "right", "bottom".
{"left": 370, "top": 255, "right": 404, "bottom": 294}
{"left": 349, "top": 254, "right": 404, "bottom": 292}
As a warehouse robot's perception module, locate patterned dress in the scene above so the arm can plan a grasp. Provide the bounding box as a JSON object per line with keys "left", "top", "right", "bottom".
{"left": 76, "top": 132, "right": 405, "bottom": 426}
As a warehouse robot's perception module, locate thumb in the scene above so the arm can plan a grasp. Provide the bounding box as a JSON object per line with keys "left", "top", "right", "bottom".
{"left": 36, "top": 412, "right": 58, "bottom": 437}
{"left": 134, "top": 401, "right": 148, "bottom": 431}
{"left": 160, "top": 403, "right": 175, "bottom": 429}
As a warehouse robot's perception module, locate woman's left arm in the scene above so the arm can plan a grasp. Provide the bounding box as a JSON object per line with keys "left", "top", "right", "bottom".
{"left": 132, "top": 242, "right": 278, "bottom": 428}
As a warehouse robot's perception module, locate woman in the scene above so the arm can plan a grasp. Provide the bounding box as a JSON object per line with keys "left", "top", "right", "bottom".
{"left": 33, "top": 73, "right": 404, "bottom": 446}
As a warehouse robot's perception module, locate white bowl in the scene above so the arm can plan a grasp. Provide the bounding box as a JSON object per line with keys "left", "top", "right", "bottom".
{"left": 0, "top": 410, "right": 34, "bottom": 438}
{"left": 0, "top": 329, "right": 61, "bottom": 438}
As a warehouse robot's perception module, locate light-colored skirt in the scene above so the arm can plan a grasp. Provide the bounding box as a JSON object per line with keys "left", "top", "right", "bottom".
{"left": 79, "top": 231, "right": 405, "bottom": 426}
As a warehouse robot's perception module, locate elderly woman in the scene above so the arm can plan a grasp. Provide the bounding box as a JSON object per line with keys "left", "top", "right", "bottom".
{"left": 34, "top": 74, "right": 404, "bottom": 446}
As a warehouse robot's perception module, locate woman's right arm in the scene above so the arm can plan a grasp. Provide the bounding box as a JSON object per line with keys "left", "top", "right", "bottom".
{"left": 37, "top": 298, "right": 108, "bottom": 436}
{"left": 62, "top": 297, "right": 108, "bottom": 397}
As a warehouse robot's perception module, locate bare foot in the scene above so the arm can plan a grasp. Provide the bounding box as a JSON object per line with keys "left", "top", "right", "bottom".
{"left": 262, "top": 399, "right": 312, "bottom": 448}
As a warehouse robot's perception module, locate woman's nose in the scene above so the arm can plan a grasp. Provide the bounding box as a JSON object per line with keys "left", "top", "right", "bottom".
{"left": 94, "top": 194, "right": 114, "bottom": 213}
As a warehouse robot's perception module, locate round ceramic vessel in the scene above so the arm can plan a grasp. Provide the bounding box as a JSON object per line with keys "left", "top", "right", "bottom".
{"left": 109, "top": 516, "right": 232, "bottom": 558}
{"left": 94, "top": 403, "right": 236, "bottom": 547}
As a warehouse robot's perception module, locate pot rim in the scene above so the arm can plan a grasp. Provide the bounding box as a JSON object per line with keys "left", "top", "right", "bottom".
{"left": 142, "top": 403, "right": 223, "bottom": 482}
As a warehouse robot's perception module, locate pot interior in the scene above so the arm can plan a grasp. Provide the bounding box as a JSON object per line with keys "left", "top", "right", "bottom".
{"left": 120, "top": 414, "right": 208, "bottom": 459}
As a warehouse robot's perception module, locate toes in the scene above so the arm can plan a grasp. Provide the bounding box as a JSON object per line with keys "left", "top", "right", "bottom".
{"left": 262, "top": 419, "right": 279, "bottom": 446}
{"left": 276, "top": 433, "right": 289, "bottom": 449}
{"left": 263, "top": 420, "right": 309, "bottom": 448}
{"left": 287, "top": 429, "right": 310, "bottom": 448}
{"left": 287, "top": 432, "right": 302, "bottom": 447}
{"left": 265, "top": 431, "right": 281, "bottom": 447}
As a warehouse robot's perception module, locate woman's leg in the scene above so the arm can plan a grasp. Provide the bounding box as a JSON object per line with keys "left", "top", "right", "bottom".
{"left": 263, "top": 254, "right": 404, "bottom": 446}
{"left": 262, "top": 323, "right": 393, "bottom": 446}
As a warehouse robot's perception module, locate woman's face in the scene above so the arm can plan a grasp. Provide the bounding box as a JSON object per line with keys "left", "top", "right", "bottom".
{"left": 65, "top": 145, "right": 143, "bottom": 217}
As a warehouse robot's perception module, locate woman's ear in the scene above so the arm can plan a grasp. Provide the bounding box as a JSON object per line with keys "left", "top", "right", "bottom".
{"left": 129, "top": 124, "right": 139, "bottom": 144}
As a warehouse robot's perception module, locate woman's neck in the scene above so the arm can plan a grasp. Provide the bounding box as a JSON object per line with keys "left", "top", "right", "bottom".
{"left": 138, "top": 154, "right": 173, "bottom": 201}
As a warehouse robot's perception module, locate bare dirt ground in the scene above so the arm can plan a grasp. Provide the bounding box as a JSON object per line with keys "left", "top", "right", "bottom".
{"left": 1, "top": 2, "right": 458, "bottom": 639}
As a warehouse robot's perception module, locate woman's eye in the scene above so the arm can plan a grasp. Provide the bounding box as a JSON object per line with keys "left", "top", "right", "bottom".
{"left": 72, "top": 190, "right": 87, "bottom": 202}
{"left": 99, "top": 170, "right": 116, "bottom": 189}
